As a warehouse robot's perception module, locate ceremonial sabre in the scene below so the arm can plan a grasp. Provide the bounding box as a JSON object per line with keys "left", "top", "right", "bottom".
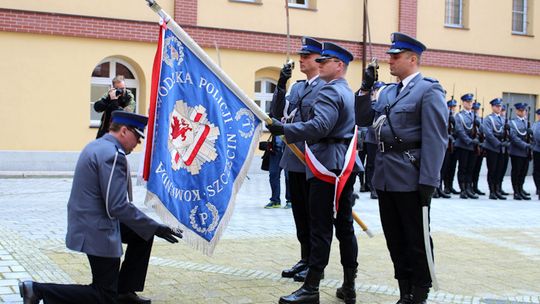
{"left": 423, "top": 207, "right": 439, "bottom": 291}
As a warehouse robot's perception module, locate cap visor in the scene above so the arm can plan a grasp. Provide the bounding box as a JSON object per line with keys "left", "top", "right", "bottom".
{"left": 135, "top": 128, "right": 145, "bottom": 139}
{"left": 386, "top": 48, "right": 406, "bottom": 54}
{"left": 315, "top": 55, "right": 332, "bottom": 62}
{"left": 297, "top": 50, "right": 311, "bottom": 55}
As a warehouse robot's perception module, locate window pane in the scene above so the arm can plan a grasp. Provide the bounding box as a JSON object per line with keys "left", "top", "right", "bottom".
{"left": 288, "top": 0, "right": 308, "bottom": 6}
{"left": 513, "top": 12, "right": 524, "bottom": 32}
{"left": 265, "top": 100, "right": 272, "bottom": 113}
{"left": 254, "top": 81, "right": 261, "bottom": 93}
{"left": 269, "top": 82, "right": 277, "bottom": 93}
{"left": 92, "top": 62, "right": 110, "bottom": 78}
{"left": 445, "top": 0, "right": 461, "bottom": 26}
{"left": 265, "top": 81, "right": 274, "bottom": 93}
{"left": 116, "top": 63, "right": 135, "bottom": 79}
{"left": 90, "top": 84, "right": 110, "bottom": 121}
{"left": 514, "top": 0, "right": 524, "bottom": 11}
{"left": 254, "top": 100, "right": 261, "bottom": 107}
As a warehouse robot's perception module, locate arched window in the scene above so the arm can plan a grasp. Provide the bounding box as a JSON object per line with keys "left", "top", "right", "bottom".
{"left": 90, "top": 58, "right": 139, "bottom": 127}
{"left": 254, "top": 78, "right": 277, "bottom": 115}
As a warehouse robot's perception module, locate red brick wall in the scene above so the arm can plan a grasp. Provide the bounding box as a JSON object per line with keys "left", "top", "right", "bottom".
{"left": 1, "top": 8, "right": 540, "bottom": 76}
{"left": 399, "top": 0, "right": 417, "bottom": 37}
{"left": 175, "top": 0, "right": 197, "bottom": 26}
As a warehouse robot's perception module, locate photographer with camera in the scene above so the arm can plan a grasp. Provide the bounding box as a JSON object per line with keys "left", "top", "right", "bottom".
{"left": 94, "top": 75, "right": 135, "bottom": 139}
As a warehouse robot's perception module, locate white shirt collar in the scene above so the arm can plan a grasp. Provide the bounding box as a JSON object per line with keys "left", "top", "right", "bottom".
{"left": 307, "top": 75, "right": 319, "bottom": 86}
{"left": 399, "top": 72, "right": 420, "bottom": 92}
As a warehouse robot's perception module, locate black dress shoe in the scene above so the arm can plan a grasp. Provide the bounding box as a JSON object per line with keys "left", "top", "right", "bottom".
{"left": 437, "top": 188, "right": 451, "bottom": 199}
{"left": 293, "top": 269, "right": 324, "bottom": 282}
{"left": 473, "top": 187, "right": 486, "bottom": 195}
{"left": 282, "top": 260, "right": 308, "bottom": 278}
{"left": 19, "top": 281, "right": 40, "bottom": 304}
{"left": 118, "top": 292, "right": 151, "bottom": 304}
{"left": 280, "top": 270, "right": 322, "bottom": 304}
{"left": 450, "top": 187, "right": 460, "bottom": 195}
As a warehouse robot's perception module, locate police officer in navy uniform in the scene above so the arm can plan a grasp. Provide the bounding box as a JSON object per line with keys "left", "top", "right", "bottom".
{"left": 509, "top": 103, "right": 532, "bottom": 200}
{"left": 363, "top": 81, "right": 385, "bottom": 200}
{"left": 499, "top": 105, "right": 512, "bottom": 196}
{"left": 483, "top": 98, "right": 509, "bottom": 200}
{"left": 19, "top": 111, "right": 183, "bottom": 304}
{"left": 437, "top": 99, "right": 457, "bottom": 198}
{"left": 268, "top": 42, "right": 359, "bottom": 304}
{"left": 362, "top": 32, "right": 447, "bottom": 304}
{"left": 270, "top": 37, "right": 326, "bottom": 282}
{"left": 443, "top": 99, "right": 460, "bottom": 195}
{"left": 531, "top": 109, "right": 540, "bottom": 200}
{"left": 454, "top": 93, "right": 480, "bottom": 199}
{"left": 470, "top": 101, "right": 486, "bottom": 196}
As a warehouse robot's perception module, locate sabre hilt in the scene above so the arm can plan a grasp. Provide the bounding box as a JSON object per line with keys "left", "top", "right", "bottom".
{"left": 285, "top": 59, "right": 295, "bottom": 71}
{"left": 368, "top": 58, "right": 379, "bottom": 82}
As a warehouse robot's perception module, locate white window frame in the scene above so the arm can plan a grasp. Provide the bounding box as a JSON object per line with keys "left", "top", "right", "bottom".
{"left": 90, "top": 58, "right": 140, "bottom": 127}
{"left": 288, "top": 0, "right": 309, "bottom": 9}
{"left": 445, "top": 0, "right": 463, "bottom": 28}
{"left": 254, "top": 78, "right": 277, "bottom": 117}
{"left": 512, "top": 0, "right": 528, "bottom": 34}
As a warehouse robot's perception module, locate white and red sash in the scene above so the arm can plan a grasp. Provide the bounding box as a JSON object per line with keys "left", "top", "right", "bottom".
{"left": 305, "top": 126, "right": 358, "bottom": 218}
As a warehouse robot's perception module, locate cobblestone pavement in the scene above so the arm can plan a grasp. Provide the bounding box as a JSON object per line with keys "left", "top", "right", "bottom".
{"left": 0, "top": 164, "right": 540, "bottom": 303}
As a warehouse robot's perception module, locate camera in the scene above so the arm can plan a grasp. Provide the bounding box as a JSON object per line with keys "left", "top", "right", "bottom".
{"left": 115, "top": 88, "right": 125, "bottom": 97}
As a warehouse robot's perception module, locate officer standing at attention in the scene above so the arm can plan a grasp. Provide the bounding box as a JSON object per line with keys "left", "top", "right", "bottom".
{"left": 454, "top": 93, "right": 480, "bottom": 199}
{"left": 270, "top": 37, "right": 326, "bottom": 282}
{"left": 436, "top": 99, "right": 457, "bottom": 198}
{"left": 19, "top": 111, "right": 183, "bottom": 304}
{"left": 363, "top": 81, "right": 386, "bottom": 200}
{"left": 443, "top": 99, "right": 460, "bottom": 195}
{"left": 471, "top": 101, "right": 486, "bottom": 196}
{"left": 509, "top": 103, "right": 532, "bottom": 200}
{"left": 363, "top": 32, "right": 447, "bottom": 304}
{"left": 483, "top": 98, "right": 508, "bottom": 200}
{"left": 268, "top": 42, "right": 359, "bottom": 304}
{"left": 531, "top": 109, "right": 540, "bottom": 200}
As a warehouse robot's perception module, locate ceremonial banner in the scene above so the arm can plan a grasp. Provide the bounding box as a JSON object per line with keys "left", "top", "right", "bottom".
{"left": 144, "top": 22, "right": 261, "bottom": 254}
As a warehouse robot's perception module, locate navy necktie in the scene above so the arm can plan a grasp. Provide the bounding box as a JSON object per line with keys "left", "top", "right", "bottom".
{"left": 396, "top": 82, "right": 403, "bottom": 97}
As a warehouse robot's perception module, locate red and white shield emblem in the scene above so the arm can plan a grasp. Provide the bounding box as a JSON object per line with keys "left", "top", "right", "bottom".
{"left": 168, "top": 101, "right": 219, "bottom": 174}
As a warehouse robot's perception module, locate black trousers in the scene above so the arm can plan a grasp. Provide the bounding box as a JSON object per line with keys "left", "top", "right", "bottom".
{"left": 443, "top": 150, "right": 458, "bottom": 186}
{"left": 510, "top": 155, "right": 529, "bottom": 188}
{"left": 472, "top": 153, "right": 484, "bottom": 186}
{"left": 377, "top": 190, "right": 432, "bottom": 288}
{"left": 486, "top": 150, "right": 505, "bottom": 186}
{"left": 357, "top": 145, "right": 367, "bottom": 187}
{"left": 118, "top": 224, "right": 154, "bottom": 293}
{"left": 288, "top": 171, "right": 311, "bottom": 261}
{"left": 308, "top": 173, "right": 358, "bottom": 273}
{"left": 365, "top": 143, "right": 377, "bottom": 191}
{"left": 440, "top": 149, "right": 451, "bottom": 186}
{"left": 533, "top": 151, "right": 540, "bottom": 195}
{"left": 33, "top": 225, "right": 153, "bottom": 303}
{"left": 456, "top": 147, "right": 477, "bottom": 184}
{"left": 501, "top": 153, "right": 510, "bottom": 184}
{"left": 34, "top": 255, "right": 120, "bottom": 304}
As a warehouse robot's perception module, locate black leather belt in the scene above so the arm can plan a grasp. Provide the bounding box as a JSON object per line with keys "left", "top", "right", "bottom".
{"left": 378, "top": 141, "right": 421, "bottom": 153}
{"left": 318, "top": 138, "right": 351, "bottom": 144}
